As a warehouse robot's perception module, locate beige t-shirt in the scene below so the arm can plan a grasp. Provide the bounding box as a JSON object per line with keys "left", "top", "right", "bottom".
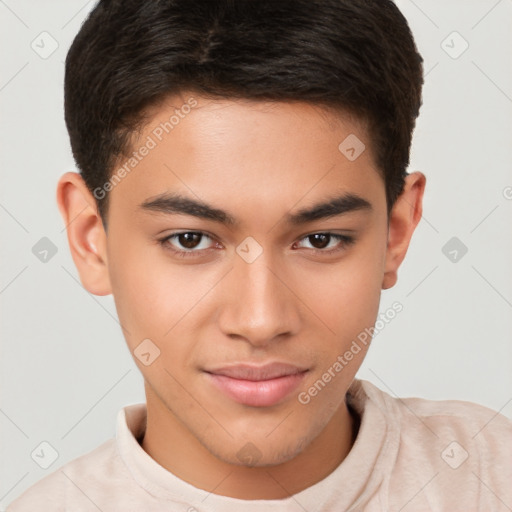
{"left": 7, "top": 379, "right": 512, "bottom": 511}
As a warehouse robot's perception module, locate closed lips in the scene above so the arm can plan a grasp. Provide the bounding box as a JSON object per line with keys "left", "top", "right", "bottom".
{"left": 205, "top": 363, "right": 309, "bottom": 381}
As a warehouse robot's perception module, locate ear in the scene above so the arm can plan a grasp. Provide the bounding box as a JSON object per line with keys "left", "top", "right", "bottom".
{"left": 382, "top": 171, "right": 426, "bottom": 290}
{"left": 56, "top": 171, "right": 112, "bottom": 296}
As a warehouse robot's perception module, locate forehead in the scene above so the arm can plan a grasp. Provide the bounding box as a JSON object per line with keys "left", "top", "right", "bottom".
{"left": 108, "top": 94, "right": 386, "bottom": 223}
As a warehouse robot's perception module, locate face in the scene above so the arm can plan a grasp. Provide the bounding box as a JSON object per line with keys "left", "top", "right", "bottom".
{"left": 58, "top": 93, "right": 424, "bottom": 469}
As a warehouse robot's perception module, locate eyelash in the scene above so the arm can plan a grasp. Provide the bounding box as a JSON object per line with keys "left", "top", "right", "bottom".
{"left": 157, "top": 231, "right": 356, "bottom": 258}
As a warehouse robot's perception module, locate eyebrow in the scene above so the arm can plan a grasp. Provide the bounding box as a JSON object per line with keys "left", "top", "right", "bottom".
{"left": 286, "top": 193, "right": 372, "bottom": 225}
{"left": 139, "top": 192, "right": 372, "bottom": 226}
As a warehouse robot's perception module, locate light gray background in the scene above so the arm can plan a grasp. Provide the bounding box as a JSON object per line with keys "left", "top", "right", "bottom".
{"left": 1, "top": 0, "right": 511, "bottom": 507}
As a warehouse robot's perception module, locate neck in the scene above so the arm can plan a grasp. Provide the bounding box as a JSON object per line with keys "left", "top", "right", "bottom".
{"left": 140, "top": 384, "right": 358, "bottom": 500}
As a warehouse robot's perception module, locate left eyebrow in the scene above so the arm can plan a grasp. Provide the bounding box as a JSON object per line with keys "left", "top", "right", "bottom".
{"left": 285, "top": 193, "right": 373, "bottom": 225}
{"left": 139, "top": 193, "right": 237, "bottom": 225}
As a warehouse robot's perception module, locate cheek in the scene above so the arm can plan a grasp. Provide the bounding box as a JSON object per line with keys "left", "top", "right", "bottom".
{"left": 107, "top": 241, "right": 184, "bottom": 347}
{"left": 107, "top": 241, "right": 221, "bottom": 358}
{"left": 297, "top": 249, "right": 384, "bottom": 405}
{"left": 301, "top": 235, "right": 386, "bottom": 340}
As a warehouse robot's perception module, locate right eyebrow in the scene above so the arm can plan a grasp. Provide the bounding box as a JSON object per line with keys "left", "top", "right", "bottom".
{"left": 139, "top": 193, "right": 238, "bottom": 226}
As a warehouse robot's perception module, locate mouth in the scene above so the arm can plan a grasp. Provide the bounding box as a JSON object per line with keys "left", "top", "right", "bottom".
{"left": 204, "top": 362, "right": 309, "bottom": 407}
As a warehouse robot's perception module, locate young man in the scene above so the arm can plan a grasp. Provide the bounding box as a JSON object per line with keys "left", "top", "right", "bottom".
{"left": 9, "top": 0, "right": 511, "bottom": 510}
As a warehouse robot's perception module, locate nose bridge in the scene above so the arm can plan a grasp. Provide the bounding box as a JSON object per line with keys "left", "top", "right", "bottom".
{"left": 218, "top": 247, "right": 298, "bottom": 344}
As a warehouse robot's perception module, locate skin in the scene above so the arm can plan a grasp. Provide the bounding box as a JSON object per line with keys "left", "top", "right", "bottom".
{"left": 56, "top": 93, "right": 425, "bottom": 500}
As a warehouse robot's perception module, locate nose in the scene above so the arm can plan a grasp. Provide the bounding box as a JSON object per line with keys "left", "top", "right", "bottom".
{"left": 217, "top": 249, "right": 301, "bottom": 347}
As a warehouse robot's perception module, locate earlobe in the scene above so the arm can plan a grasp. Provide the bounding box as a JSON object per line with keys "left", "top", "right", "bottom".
{"left": 382, "top": 171, "right": 426, "bottom": 290}
{"left": 56, "top": 172, "right": 112, "bottom": 296}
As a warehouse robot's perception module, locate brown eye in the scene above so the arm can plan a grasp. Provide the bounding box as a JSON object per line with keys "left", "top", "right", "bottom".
{"left": 308, "top": 233, "right": 330, "bottom": 249}
{"left": 294, "top": 232, "right": 355, "bottom": 254}
{"left": 177, "top": 232, "right": 203, "bottom": 249}
{"left": 158, "top": 231, "right": 216, "bottom": 256}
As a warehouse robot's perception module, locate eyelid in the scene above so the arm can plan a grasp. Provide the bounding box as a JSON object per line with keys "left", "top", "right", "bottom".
{"left": 159, "top": 231, "right": 219, "bottom": 256}
{"left": 294, "top": 232, "right": 353, "bottom": 248}
{"left": 292, "top": 233, "right": 356, "bottom": 257}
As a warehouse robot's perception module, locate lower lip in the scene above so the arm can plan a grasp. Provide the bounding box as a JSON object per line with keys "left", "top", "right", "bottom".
{"left": 206, "top": 371, "right": 308, "bottom": 407}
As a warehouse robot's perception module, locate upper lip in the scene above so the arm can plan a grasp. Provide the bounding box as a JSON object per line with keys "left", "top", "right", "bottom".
{"left": 205, "top": 362, "right": 309, "bottom": 381}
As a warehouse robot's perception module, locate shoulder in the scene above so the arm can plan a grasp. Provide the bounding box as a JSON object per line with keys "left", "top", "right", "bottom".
{"left": 357, "top": 378, "right": 512, "bottom": 442}
{"left": 390, "top": 385, "right": 512, "bottom": 450}
{"left": 357, "top": 379, "right": 512, "bottom": 510}
{"left": 7, "top": 438, "right": 125, "bottom": 511}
